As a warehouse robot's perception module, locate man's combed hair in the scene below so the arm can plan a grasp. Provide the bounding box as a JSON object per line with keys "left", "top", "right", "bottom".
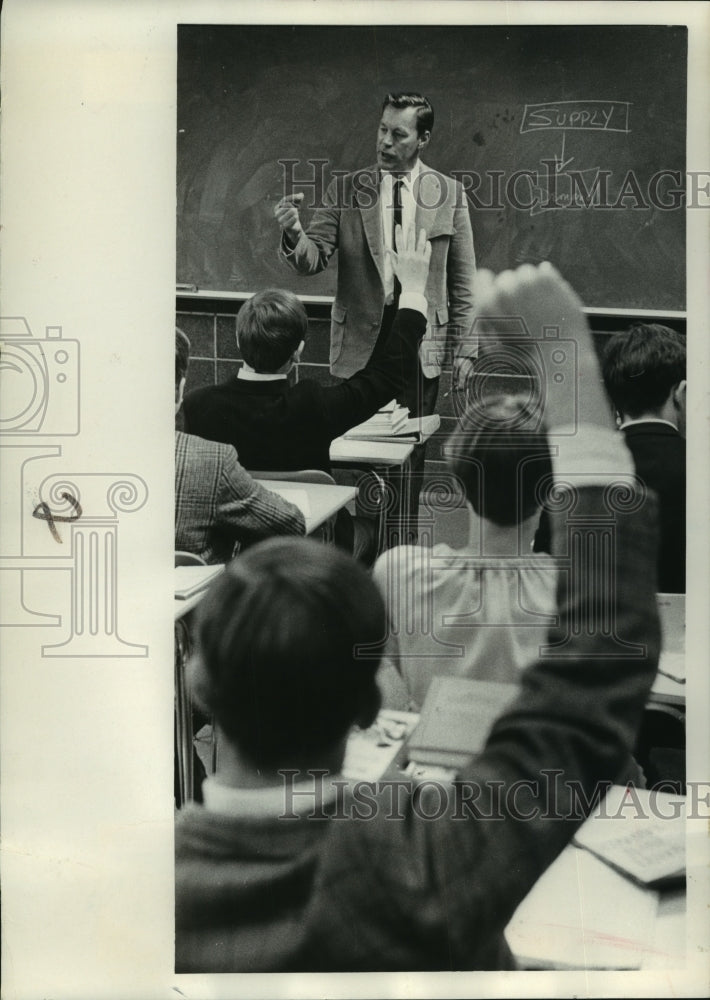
{"left": 382, "top": 92, "right": 434, "bottom": 136}
{"left": 176, "top": 326, "right": 190, "bottom": 388}
{"left": 445, "top": 394, "right": 552, "bottom": 526}
{"left": 190, "top": 538, "right": 384, "bottom": 767}
{"left": 237, "top": 289, "right": 308, "bottom": 373}
{"left": 602, "top": 323, "right": 686, "bottom": 419}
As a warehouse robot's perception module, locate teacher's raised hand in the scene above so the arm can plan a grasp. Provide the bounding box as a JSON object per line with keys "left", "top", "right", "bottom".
{"left": 274, "top": 192, "right": 305, "bottom": 242}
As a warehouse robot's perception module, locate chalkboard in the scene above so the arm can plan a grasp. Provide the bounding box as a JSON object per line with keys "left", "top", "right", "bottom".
{"left": 176, "top": 24, "right": 686, "bottom": 311}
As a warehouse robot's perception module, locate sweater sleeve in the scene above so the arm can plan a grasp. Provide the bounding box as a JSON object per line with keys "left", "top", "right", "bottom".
{"left": 316, "top": 307, "right": 427, "bottom": 439}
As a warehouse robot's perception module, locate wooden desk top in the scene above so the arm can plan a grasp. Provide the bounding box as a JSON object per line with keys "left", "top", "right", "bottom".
{"left": 257, "top": 480, "right": 357, "bottom": 533}
{"left": 330, "top": 436, "right": 415, "bottom": 466}
{"left": 505, "top": 785, "right": 686, "bottom": 969}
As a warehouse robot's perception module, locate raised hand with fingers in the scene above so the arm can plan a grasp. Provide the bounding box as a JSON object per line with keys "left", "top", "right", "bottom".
{"left": 386, "top": 224, "right": 432, "bottom": 298}
{"left": 472, "top": 262, "right": 614, "bottom": 433}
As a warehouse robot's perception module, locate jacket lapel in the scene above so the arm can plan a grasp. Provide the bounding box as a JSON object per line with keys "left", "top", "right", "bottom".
{"left": 356, "top": 167, "right": 386, "bottom": 289}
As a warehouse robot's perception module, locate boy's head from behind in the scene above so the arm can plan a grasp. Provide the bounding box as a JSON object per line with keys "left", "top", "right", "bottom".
{"left": 190, "top": 538, "right": 383, "bottom": 770}
{"left": 602, "top": 324, "right": 686, "bottom": 428}
{"left": 445, "top": 393, "right": 552, "bottom": 526}
{"left": 237, "top": 289, "right": 308, "bottom": 373}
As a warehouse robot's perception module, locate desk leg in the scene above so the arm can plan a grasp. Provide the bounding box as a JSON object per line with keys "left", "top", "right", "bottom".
{"left": 382, "top": 456, "right": 413, "bottom": 550}
{"left": 174, "top": 617, "right": 194, "bottom": 808}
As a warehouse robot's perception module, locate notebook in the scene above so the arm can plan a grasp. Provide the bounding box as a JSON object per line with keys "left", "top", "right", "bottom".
{"left": 572, "top": 785, "right": 686, "bottom": 889}
{"left": 406, "top": 676, "right": 518, "bottom": 769}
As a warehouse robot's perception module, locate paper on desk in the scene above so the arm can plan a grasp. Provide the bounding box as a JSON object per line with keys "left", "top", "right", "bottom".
{"left": 505, "top": 846, "right": 658, "bottom": 969}
{"left": 267, "top": 487, "right": 311, "bottom": 517}
{"left": 341, "top": 710, "right": 418, "bottom": 782}
{"left": 573, "top": 785, "right": 685, "bottom": 887}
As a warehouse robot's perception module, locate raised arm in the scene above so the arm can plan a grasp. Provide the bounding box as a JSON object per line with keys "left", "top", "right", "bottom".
{"left": 351, "top": 264, "right": 661, "bottom": 969}
{"left": 275, "top": 179, "right": 341, "bottom": 277}
{"left": 317, "top": 225, "right": 431, "bottom": 436}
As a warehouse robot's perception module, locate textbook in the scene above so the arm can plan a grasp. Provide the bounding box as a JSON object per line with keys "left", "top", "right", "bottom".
{"left": 174, "top": 564, "right": 224, "bottom": 600}
{"left": 406, "top": 676, "right": 519, "bottom": 770}
{"left": 344, "top": 412, "right": 441, "bottom": 443}
{"left": 572, "top": 785, "right": 686, "bottom": 889}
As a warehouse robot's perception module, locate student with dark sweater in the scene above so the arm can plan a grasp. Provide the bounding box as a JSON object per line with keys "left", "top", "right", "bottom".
{"left": 175, "top": 263, "right": 660, "bottom": 973}
{"left": 602, "top": 323, "right": 686, "bottom": 593}
{"left": 183, "top": 227, "right": 431, "bottom": 475}
{"left": 174, "top": 327, "right": 305, "bottom": 564}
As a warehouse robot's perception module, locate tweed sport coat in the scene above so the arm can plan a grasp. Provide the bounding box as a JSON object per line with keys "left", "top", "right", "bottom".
{"left": 174, "top": 431, "right": 305, "bottom": 564}
{"left": 280, "top": 163, "right": 476, "bottom": 378}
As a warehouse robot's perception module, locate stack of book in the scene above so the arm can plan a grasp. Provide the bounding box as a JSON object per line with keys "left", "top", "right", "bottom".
{"left": 344, "top": 400, "right": 441, "bottom": 443}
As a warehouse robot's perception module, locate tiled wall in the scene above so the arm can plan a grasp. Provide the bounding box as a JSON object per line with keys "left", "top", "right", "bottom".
{"left": 176, "top": 302, "right": 686, "bottom": 489}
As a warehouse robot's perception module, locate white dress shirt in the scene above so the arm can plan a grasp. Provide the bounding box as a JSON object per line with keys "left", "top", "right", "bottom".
{"left": 380, "top": 160, "right": 421, "bottom": 303}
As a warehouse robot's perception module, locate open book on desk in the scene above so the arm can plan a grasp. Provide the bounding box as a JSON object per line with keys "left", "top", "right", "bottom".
{"left": 573, "top": 784, "right": 686, "bottom": 889}
{"left": 406, "top": 676, "right": 519, "bottom": 770}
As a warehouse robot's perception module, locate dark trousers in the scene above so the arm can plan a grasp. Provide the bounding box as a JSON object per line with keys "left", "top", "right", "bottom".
{"left": 376, "top": 302, "right": 440, "bottom": 544}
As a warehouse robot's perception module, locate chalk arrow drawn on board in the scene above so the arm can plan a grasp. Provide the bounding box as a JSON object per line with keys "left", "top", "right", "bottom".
{"left": 520, "top": 101, "right": 631, "bottom": 216}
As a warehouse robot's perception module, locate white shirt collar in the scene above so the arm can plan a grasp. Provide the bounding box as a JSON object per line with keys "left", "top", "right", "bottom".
{"left": 237, "top": 368, "right": 289, "bottom": 382}
{"left": 201, "top": 773, "right": 342, "bottom": 818}
{"left": 380, "top": 158, "right": 422, "bottom": 190}
{"left": 619, "top": 416, "right": 678, "bottom": 431}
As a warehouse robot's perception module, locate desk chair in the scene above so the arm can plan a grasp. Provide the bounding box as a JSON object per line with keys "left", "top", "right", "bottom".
{"left": 175, "top": 551, "right": 207, "bottom": 567}
{"left": 253, "top": 468, "right": 388, "bottom": 556}
{"left": 175, "top": 550, "right": 214, "bottom": 805}
{"left": 634, "top": 702, "right": 686, "bottom": 791}
{"left": 251, "top": 469, "right": 338, "bottom": 543}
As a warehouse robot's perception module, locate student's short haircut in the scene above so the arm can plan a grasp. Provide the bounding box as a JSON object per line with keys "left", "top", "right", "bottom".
{"left": 445, "top": 394, "right": 552, "bottom": 526}
{"left": 236, "top": 289, "right": 308, "bottom": 373}
{"left": 602, "top": 324, "right": 686, "bottom": 419}
{"left": 190, "top": 538, "right": 384, "bottom": 767}
{"left": 382, "top": 92, "right": 434, "bottom": 136}
{"left": 176, "top": 327, "right": 190, "bottom": 388}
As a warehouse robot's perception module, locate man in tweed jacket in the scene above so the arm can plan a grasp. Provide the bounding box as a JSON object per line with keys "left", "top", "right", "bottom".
{"left": 175, "top": 328, "right": 304, "bottom": 564}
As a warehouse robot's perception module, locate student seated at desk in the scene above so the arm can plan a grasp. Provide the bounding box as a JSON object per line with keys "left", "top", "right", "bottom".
{"left": 602, "top": 323, "right": 686, "bottom": 593}
{"left": 175, "top": 327, "right": 305, "bottom": 564}
{"left": 373, "top": 393, "right": 556, "bottom": 711}
{"left": 182, "top": 227, "right": 431, "bottom": 561}
{"left": 175, "top": 263, "right": 661, "bottom": 973}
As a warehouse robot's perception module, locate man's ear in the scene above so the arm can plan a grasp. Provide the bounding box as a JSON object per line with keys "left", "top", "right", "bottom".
{"left": 418, "top": 130, "right": 431, "bottom": 150}
{"left": 673, "top": 379, "right": 687, "bottom": 410}
{"left": 294, "top": 339, "right": 305, "bottom": 362}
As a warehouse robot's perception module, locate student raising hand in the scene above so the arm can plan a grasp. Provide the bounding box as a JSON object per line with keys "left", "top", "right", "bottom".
{"left": 472, "top": 262, "right": 615, "bottom": 433}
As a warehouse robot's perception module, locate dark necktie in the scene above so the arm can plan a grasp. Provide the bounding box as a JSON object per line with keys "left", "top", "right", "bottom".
{"left": 392, "top": 177, "right": 403, "bottom": 301}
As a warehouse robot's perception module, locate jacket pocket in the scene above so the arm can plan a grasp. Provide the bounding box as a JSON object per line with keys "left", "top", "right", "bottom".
{"left": 426, "top": 221, "right": 455, "bottom": 241}
{"left": 434, "top": 305, "right": 449, "bottom": 327}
